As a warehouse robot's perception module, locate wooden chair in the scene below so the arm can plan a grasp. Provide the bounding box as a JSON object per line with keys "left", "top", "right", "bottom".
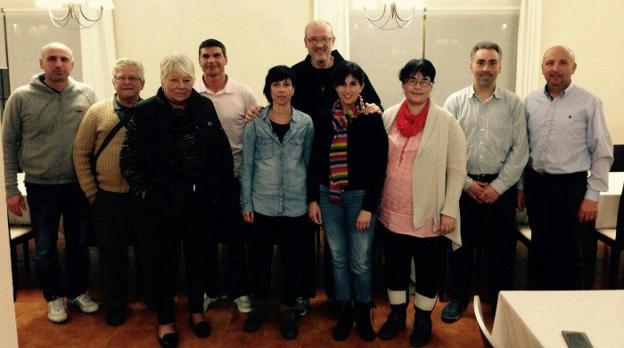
{"left": 9, "top": 224, "right": 34, "bottom": 300}
{"left": 595, "top": 184, "right": 624, "bottom": 288}
{"left": 592, "top": 144, "right": 624, "bottom": 288}
{"left": 515, "top": 209, "right": 531, "bottom": 247}
{"left": 473, "top": 295, "right": 496, "bottom": 348}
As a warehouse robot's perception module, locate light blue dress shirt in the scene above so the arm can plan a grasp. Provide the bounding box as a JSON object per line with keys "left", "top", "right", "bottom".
{"left": 444, "top": 85, "right": 528, "bottom": 194}
{"left": 523, "top": 83, "right": 613, "bottom": 201}
{"left": 240, "top": 107, "right": 314, "bottom": 217}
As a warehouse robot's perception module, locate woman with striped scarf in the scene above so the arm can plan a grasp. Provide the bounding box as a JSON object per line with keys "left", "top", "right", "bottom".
{"left": 307, "top": 61, "right": 388, "bottom": 342}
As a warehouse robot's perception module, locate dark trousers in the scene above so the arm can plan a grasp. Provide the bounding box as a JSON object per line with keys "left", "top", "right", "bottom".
{"left": 206, "top": 180, "right": 249, "bottom": 299}
{"left": 92, "top": 189, "right": 142, "bottom": 313}
{"left": 525, "top": 168, "right": 589, "bottom": 290}
{"left": 141, "top": 185, "right": 214, "bottom": 324}
{"left": 382, "top": 222, "right": 447, "bottom": 301}
{"left": 247, "top": 213, "right": 307, "bottom": 307}
{"left": 26, "top": 183, "right": 90, "bottom": 301}
{"left": 449, "top": 181, "right": 517, "bottom": 305}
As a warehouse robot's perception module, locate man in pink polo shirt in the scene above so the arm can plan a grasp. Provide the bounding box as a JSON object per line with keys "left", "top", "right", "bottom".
{"left": 194, "top": 38, "right": 258, "bottom": 314}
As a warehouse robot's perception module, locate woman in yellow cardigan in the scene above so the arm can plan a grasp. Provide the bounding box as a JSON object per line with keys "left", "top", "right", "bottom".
{"left": 376, "top": 58, "right": 467, "bottom": 347}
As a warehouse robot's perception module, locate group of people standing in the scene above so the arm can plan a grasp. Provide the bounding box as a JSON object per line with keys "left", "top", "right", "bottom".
{"left": 3, "top": 18, "right": 612, "bottom": 348}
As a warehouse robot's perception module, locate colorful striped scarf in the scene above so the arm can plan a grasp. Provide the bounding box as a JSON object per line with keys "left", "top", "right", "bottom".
{"left": 328, "top": 96, "right": 363, "bottom": 202}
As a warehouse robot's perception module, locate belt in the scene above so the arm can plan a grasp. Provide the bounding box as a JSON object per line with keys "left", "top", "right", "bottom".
{"left": 468, "top": 173, "right": 498, "bottom": 183}
{"left": 527, "top": 167, "right": 587, "bottom": 181}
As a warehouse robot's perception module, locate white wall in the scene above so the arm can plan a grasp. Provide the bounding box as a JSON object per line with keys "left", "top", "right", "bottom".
{"left": 540, "top": 0, "right": 624, "bottom": 142}
{"left": 113, "top": 0, "right": 314, "bottom": 103}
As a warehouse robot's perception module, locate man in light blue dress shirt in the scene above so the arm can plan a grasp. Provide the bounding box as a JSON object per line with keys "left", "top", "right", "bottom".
{"left": 442, "top": 41, "right": 528, "bottom": 322}
{"left": 518, "top": 45, "right": 613, "bottom": 290}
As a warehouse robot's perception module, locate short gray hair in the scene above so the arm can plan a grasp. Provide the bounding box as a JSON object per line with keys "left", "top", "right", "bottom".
{"left": 470, "top": 41, "right": 502, "bottom": 60}
{"left": 160, "top": 53, "right": 194, "bottom": 82}
{"left": 112, "top": 58, "right": 145, "bottom": 82}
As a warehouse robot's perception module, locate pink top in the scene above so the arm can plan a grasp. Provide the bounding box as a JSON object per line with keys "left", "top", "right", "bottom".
{"left": 378, "top": 122, "right": 437, "bottom": 237}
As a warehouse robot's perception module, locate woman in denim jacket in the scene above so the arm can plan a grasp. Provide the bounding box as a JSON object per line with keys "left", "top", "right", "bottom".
{"left": 239, "top": 65, "right": 314, "bottom": 340}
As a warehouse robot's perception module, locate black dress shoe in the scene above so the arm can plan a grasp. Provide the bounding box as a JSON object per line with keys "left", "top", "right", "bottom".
{"left": 243, "top": 307, "right": 269, "bottom": 332}
{"left": 190, "top": 318, "right": 212, "bottom": 338}
{"left": 157, "top": 332, "right": 178, "bottom": 348}
{"left": 105, "top": 308, "right": 126, "bottom": 327}
{"left": 280, "top": 309, "right": 298, "bottom": 340}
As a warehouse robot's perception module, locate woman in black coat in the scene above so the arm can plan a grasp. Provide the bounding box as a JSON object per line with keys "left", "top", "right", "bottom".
{"left": 120, "top": 53, "right": 233, "bottom": 348}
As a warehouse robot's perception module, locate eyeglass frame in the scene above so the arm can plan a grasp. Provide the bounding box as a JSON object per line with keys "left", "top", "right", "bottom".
{"left": 305, "top": 36, "right": 334, "bottom": 45}
{"left": 404, "top": 77, "right": 433, "bottom": 88}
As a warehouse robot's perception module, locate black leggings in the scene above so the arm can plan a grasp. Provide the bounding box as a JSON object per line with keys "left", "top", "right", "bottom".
{"left": 381, "top": 222, "right": 447, "bottom": 305}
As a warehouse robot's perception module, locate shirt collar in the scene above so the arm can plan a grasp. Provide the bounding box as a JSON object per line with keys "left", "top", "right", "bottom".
{"left": 261, "top": 106, "right": 298, "bottom": 124}
{"left": 198, "top": 74, "right": 231, "bottom": 95}
{"left": 470, "top": 85, "right": 501, "bottom": 101}
{"left": 113, "top": 94, "right": 141, "bottom": 110}
{"left": 543, "top": 81, "right": 575, "bottom": 99}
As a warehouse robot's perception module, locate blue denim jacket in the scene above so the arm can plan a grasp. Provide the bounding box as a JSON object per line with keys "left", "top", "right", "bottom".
{"left": 240, "top": 107, "right": 314, "bottom": 217}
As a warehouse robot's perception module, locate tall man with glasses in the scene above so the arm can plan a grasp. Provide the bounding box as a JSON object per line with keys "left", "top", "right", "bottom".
{"left": 194, "top": 38, "right": 257, "bottom": 314}
{"left": 290, "top": 20, "right": 382, "bottom": 315}
{"left": 73, "top": 58, "right": 145, "bottom": 326}
{"left": 518, "top": 45, "right": 612, "bottom": 290}
{"left": 442, "top": 41, "right": 528, "bottom": 321}
{"left": 3, "top": 42, "right": 98, "bottom": 323}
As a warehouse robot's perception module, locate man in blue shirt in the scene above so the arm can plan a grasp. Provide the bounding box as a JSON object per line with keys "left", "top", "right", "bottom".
{"left": 442, "top": 41, "right": 528, "bottom": 321}
{"left": 518, "top": 45, "right": 613, "bottom": 290}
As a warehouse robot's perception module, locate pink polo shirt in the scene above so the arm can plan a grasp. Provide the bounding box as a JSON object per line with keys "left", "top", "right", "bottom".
{"left": 378, "top": 122, "right": 437, "bottom": 237}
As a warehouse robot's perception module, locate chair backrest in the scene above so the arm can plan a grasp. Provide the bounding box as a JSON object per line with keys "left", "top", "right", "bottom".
{"left": 615, "top": 184, "right": 624, "bottom": 247}
{"left": 611, "top": 144, "right": 624, "bottom": 172}
{"left": 473, "top": 295, "right": 496, "bottom": 348}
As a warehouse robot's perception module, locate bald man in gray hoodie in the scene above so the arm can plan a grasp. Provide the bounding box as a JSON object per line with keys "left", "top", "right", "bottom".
{"left": 3, "top": 42, "right": 99, "bottom": 323}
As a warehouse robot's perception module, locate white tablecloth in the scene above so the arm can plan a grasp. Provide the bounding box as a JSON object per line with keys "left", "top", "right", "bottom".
{"left": 492, "top": 290, "right": 624, "bottom": 348}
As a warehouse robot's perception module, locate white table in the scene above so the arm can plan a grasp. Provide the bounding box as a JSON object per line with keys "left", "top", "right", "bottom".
{"left": 596, "top": 172, "right": 624, "bottom": 229}
{"left": 492, "top": 290, "right": 624, "bottom": 348}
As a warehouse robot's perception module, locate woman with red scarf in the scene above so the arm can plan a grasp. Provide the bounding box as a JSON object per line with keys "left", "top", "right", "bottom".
{"left": 376, "top": 59, "right": 467, "bottom": 347}
{"left": 307, "top": 61, "right": 387, "bottom": 342}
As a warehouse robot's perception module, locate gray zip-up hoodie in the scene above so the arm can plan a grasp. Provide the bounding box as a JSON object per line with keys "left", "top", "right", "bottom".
{"left": 2, "top": 73, "right": 97, "bottom": 196}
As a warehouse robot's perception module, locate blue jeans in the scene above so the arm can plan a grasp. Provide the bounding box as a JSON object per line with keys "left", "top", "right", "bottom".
{"left": 26, "top": 183, "right": 90, "bottom": 301}
{"left": 319, "top": 185, "right": 375, "bottom": 303}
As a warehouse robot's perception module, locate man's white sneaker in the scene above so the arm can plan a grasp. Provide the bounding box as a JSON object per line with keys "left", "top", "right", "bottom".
{"left": 234, "top": 295, "right": 252, "bottom": 313}
{"left": 47, "top": 297, "right": 68, "bottom": 323}
{"left": 69, "top": 293, "right": 99, "bottom": 314}
{"left": 203, "top": 293, "right": 218, "bottom": 312}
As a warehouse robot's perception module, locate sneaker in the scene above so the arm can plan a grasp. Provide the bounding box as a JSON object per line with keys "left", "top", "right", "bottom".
{"left": 47, "top": 297, "right": 68, "bottom": 323}
{"left": 234, "top": 295, "right": 252, "bottom": 313}
{"left": 440, "top": 301, "right": 466, "bottom": 323}
{"left": 203, "top": 293, "right": 218, "bottom": 312}
{"left": 294, "top": 296, "right": 309, "bottom": 316}
{"left": 69, "top": 293, "right": 99, "bottom": 314}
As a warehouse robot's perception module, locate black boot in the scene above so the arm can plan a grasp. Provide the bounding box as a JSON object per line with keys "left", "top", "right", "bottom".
{"left": 378, "top": 303, "right": 406, "bottom": 340}
{"left": 332, "top": 301, "right": 353, "bottom": 341}
{"left": 355, "top": 302, "right": 376, "bottom": 341}
{"left": 280, "top": 307, "right": 298, "bottom": 340}
{"left": 243, "top": 303, "right": 268, "bottom": 333}
{"left": 410, "top": 308, "right": 432, "bottom": 347}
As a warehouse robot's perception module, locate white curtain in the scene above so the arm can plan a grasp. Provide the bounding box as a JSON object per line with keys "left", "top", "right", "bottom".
{"left": 314, "top": 0, "right": 350, "bottom": 59}
{"left": 79, "top": 10, "right": 116, "bottom": 100}
{"left": 514, "top": 0, "right": 542, "bottom": 99}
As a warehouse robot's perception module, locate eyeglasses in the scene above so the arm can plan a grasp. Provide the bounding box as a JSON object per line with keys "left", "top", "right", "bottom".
{"left": 305, "top": 36, "right": 333, "bottom": 45}
{"left": 115, "top": 75, "right": 141, "bottom": 82}
{"left": 405, "top": 77, "right": 433, "bottom": 88}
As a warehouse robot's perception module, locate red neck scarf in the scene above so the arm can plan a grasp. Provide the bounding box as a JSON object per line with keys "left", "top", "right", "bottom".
{"left": 396, "top": 99, "right": 430, "bottom": 137}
